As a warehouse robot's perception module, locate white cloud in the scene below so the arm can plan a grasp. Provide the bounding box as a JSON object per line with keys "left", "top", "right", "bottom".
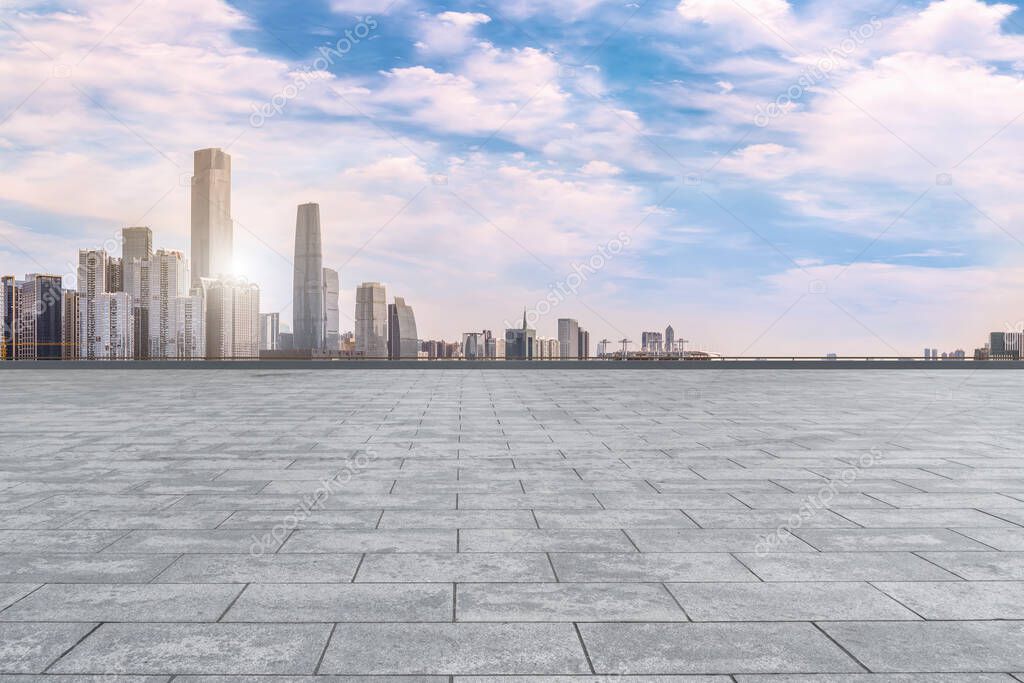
{"left": 417, "top": 11, "right": 491, "bottom": 55}
{"left": 580, "top": 160, "right": 623, "bottom": 176}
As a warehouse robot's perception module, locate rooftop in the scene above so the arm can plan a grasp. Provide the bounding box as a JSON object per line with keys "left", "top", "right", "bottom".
{"left": 1, "top": 368, "right": 1023, "bottom": 678}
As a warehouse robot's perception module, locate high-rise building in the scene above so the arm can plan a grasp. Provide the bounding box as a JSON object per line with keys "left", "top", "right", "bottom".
{"left": 641, "top": 331, "right": 663, "bottom": 354}
{"left": 322, "top": 267, "right": 339, "bottom": 350}
{"left": 175, "top": 292, "right": 205, "bottom": 359}
{"left": 122, "top": 227, "right": 153, "bottom": 264}
{"left": 191, "top": 148, "right": 233, "bottom": 287}
{"left": 259, "top": 312, "right": 280, "bottom": 351}
{"left": 536, "top": 337, "right": 559, "bottom": 359}
{"left": 201, "top": 277, "right": 259, "bottom": 359}
{"left": 387, "top": 296, "right": 418, "bottom": 360}
{"left": 557, "top": 318, "right": 579, "bottom": 359}
{"left": 665, "top": 324, "right": 675, "bottom": 353}
{"left": 990, "top": 332, "right": 1008, "bottom": 358}
{"left": 355, "top": 282, "right": 387, "bottom": 358}
{"left": 505, "top": 310, "right": 536, "bottom": 360}
{"left": 13, "top": 274, "right": 63, "bottom": 360}
{"left": 578, "top": 327, "right": 590, "bottom": 360}
{"left": 148, "top": 250, "right": 189, "bottom": 359}
{"left": 77, "top": 249, "right": 109, "bottom": 360}
{"left": 106, "top": 256, "right": 123, "bottom": 293}
{"left": 61, "top": 289, "right": 79, "bottom": 360}
{"left": 80, "top": 292, "right": 133, "bottom": 359}
{"left": 463, "top": 332, "right": 484, "bottom": 360}
{"left": 1, "top": 276, "right": 15, "bottom": 360}
{"left": 292, "top": 203, "right": 324, "bottom": 350}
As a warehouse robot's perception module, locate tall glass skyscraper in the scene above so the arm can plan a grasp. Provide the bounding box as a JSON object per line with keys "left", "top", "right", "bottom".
{"left": 190, "top": 148, "right": 232, "bottom": 287}
{"left": 292, "top": 203, "right": 324, "bottom": 351}
{"left": 322, "top": 267, "right": 339, "bottom": 351}
{"left": 388, "top": 297, "right": 418, "bottom": 360}
{"left": 355, "top": 282, "right": 387, "bottom": 358}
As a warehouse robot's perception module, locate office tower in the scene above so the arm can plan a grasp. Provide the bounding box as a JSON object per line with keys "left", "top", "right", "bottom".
{"left": 175, "top": 292, "right": 205, "bottom": 359}
{"left": 259, "top": 313, "right": 280, "bottom": 351}
{"left": 147, "top": 250, "right": 189, "bottom": 359}
{"left": 387, "top": 297, "right": 418, "bottom": 360}
{"left": 1005, "top": 333, "right": 1023, "bottom": 361}
{"left": 641, "top": 331, "right": 663, "bottom": 353}
{"left": 61, "top": 289, "right": 79, "bottom": 360}
{"left": 105, "top": 256, "right": 123, "bottom": 293}
{"left": 292, "top": 203, "right": 324, "bottom": 350}
{"left": 0, "top": 276, "right": 14, "bottom": 360}
{"left": 463, "top": 332, "right": 484, "bottom": 360}
{"left": 536, "top": 337, "right": 559, "bottom": 359}
{"left": 77, "top": 249, "right": 109, "bottom": 359}
{"left": 201, "top": 277, "right": 259, "bottom": 359}
{"left": 322, "top": 267, "right": 339, "bottom": 350}
{"left": 13, "top": 275, "right": 63, "bottom": 360}
{"left": 355, "top": 282, "right": 387, "bottom": 358}
{"left": 505, "top": 310, "right": 536, "bottom": 360}
{"left": 80, "top": 292, "right": 133, "bottom": 359}
{"left": 578, "top": 327, "right": 590, "bottom": 359}
{"left": 665, "top": 324, "right": 675, "bottom": 353}
{"left": 990, "top": 332, "right": 1007, "bottom": 358}
{"left": 123, "top": 256, "right": 150, "bottom": 358}
{"left": 557, "top": 318, "right": 579, "bottom": 359}
{"left": 122, "top": 227, "right": 153, "bottom": 263}
{"left": 191, "top": 148, "right": 233, "bottom": 287}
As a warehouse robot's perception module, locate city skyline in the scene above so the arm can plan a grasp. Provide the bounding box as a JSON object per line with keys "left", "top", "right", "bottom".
{"left": 2, "top": 0, "right": 1024, "bottom": 354}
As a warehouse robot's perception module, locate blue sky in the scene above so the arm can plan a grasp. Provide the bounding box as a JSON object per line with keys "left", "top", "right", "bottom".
{"left": 2, "top": 0, "right": 1024, "bottom": 354}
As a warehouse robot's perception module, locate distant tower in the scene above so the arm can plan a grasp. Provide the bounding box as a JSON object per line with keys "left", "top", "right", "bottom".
{"left": 322, "top": 267, "right": 340, "bottom": 351}
{"left": 387, "top": 297, "right": 419, "bottom": 360}
{"left": 557, "top": 318, "right": 579, "bottom": 359}
{"left": 292, "top": 203, "right": 324, "bottom": 351}
{"left": 665, "top": 324, "right": 675, "bottom": 353}
{"left": 191, "top": 148, "right": 233, "bottom": 287}
{"left": 122, "top": 227, "right": 153, "bottom": 264}
{"left": 355, "top": 282, "right": 387, "bottom": 358}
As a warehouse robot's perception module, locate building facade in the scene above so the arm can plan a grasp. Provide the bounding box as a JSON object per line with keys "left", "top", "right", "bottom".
{"left": 292, "top": 203, "right": 324, "bottom": 351}
{"left": 122, "top": 226, "right": 153, "bottom": 264}
{"left": 202, "top": 277, "right": 259, "bottom": 359}
{"left": 259, "top": 312, "right": 280, "bottom": 351}
{"left": 61, "top": 289, "right": 80, "bottom": 360}
{"left": 355, "top": 282, "right": 387, "bottom": 358}
{"left": 387, "top": 297, "right": 419, "bottom": 360}
{"left": 505, "top": 311, "right": 536, "bottom": 360}
{"left": 322, "top": 267, "right": 339, "bottom": 350}
{"left": 557, "top": 318, "right": 579, "bottom": 359}
{"left": 80, "top": 292, "right": 133, "bottom": 359}
{"left": 191, "top": 148, "right": 233, "bottom": 287}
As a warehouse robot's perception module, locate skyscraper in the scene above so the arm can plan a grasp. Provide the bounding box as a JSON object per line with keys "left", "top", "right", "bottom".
{"left": 201, "top": 277, "right": 259, "bottom": 359}
{"left": 355, "top": 282, "right": 387, "bottom": 358}
{"left": 61, "top": 289, "right": 79, "bottom": 360}
{"left": 1, "top": 276, "right": 15, "bottom": 360}
{"left": 122, "top": 227, "right": 153, "bottom": 263}
{"left": 259, "top": 312, "right": 280, "bottom": 351}
{"left": 505, "top": 310, "right": 536, "bottom": 360}
{"left": 578, "top": 327, "right": 590, "bottom": 360}
{"left": 14, "top": 274, "right": 63, "bottom": 360}
{"left": 81, "top": 292, "right": 133, "bottom": 359}
{"left": 557, "top": 318, "right": 579, "bottom": 359}
{"left": 292, "top": 203, "right": 324, "bottom": 351}
{"left": 322, "top": 267, "right": 339, "bottom": 350}
{"left": 191, "top": 148, "right": 232, "bottom": 287}
{"left": 175, "top": 292, "right": 205, "bottom": 360}
{"left": 665, "top": 324, "right": 675, "bottom": 353}
{"left": 77, "top": 249, "right": 109, "bottom": 360}
{"left": 145, "top": 250, "right": 189, "bottom": 359}
{"left": 387, "top": 297, "right": 418, "bottom": 360}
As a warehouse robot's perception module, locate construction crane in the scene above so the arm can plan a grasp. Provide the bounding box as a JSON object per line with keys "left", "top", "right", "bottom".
{"left": 619, "top": 339, "right": 632, "bottom": 356}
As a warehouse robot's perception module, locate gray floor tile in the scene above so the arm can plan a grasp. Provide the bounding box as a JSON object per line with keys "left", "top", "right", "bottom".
{"left": 0, "top": 584, "right": 38, "bottom": 611}
{"left": 532, "top": 510, "right": 698, "bottom": 529}
{"left": 0, "top": 622, "right": 98, "bottom": 673}
{"left": 378, "top": 510, "right": 537, "bottom": 529}
{"left": 579, "top": 623, "right": 861, "bottom": 674}
{"left": 459, "top": 529, "right": 634, "bottom": 552}
{"left": 0, "top": 554, "right": 178, "bottom": 583}
{"left": 628, "top": 529, "right": 817, "bottom": 553}
{"left": 821, "top": 621, "right": 1024, "bottom": 672}
{"left": 919, "top": 551, "right": 1024, "bottom": 580}
{"left": 355, "top": 552, "right": 555, "bottom": 582}
{"left": 280, "top": 530, "right": 457, "bottom": 553}
{"left": 873, "top": 581, "right": 1024, "bottom": 619}
{"left": 319, "top": 623, "right": 589, "bottom": 674}
{"left": 223, "top": 583, "right": 452, "bottom": 622}
{"left": 0, "top": 583, "right": 243, "bottom": 622}
{"left": 156, "top": 554, "right": 362, "bottom": 583}
{"left": 735, "top": 552, "right": 961, "bottom": 581}
{"left": 792, "top": 529, "right": 992, "bottom": 552}
{"left": 457, "top": 582, "right": 687, "bottom": 621}
{"left": 666, "top": 582, "right": 918, "bottom": 621}
{"left": 953, "top": 527, "right": 1024, "bottom": 550}
{"left": 50, "top": 623, "right": 332, "bottom": 674}
{"left": 550, "top": 552, "right": 758, "bottom": 582}
{"left": 104, "top": 530, "right": 280, "bottom": 554}
{"left": 0, "top": 530, "right": 126, "bottom": 553}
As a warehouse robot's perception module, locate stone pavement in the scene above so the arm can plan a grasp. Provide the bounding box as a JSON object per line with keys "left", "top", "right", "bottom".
{"left": 0, "top": 368, "right": 1023, "bottom": 680}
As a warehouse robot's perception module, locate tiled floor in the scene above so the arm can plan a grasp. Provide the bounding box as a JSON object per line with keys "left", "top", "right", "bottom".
{"left": 0, "top": 368, "right": 1023, "bottom": 680}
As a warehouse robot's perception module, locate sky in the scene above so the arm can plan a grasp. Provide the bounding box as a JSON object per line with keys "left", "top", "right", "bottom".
{"left": 1, "top": 0, "right": 1024, "bottom": 355}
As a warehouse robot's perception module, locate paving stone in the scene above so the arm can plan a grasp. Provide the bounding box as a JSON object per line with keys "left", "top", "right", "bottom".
{"left": 735, "top": 552, "right": 961, "bottom": 581}
{"left": 832, "top": 509, "right": 1018, "bottom": 528}
{"left": 821, "top": 621, "right": 1024, "bottom": 672}
{"left": 953, "top": 527, "right": 1024, "bottom": 550}
{"left": 667, "top": 581, "right": 918, "bottom": 621}
{"left": 0, "top": 584, "right": 38, "bottom": 611}
{"left": 0, "top": 583, "right": 243, "bottom": 622}
{"left": 579, "top": 622, "right": 861, "bottom": 674}
{"left": 0, "top": 554, "right": 178, "bottom": 583}
{"left": 0, "top": 529, "right": 126, "bottom": 552}
{"left": 549, "top": 552, "right": 758, "bottom": 582}
{"left": 355, "top": 552, "right": 555, "bottom": 582}
{"left": 459, "top": 529, "right": 634, "bottom": 552}
{"left": 280, "top": 529, "right": 457, "bottom": 553}
{"left": 61, "top": 511, "right": 234, "bottom": 529}
{"left": 919, "top": 551, "right": 1024, "bottom": 580}
{"left": 456, "top": 582, "right": 687, "bottom": 621}
{"left": 49, "top": 623, "right": 332, "bottom": 675}
{"left": 319, "top": 623, "right": 590, "bottom": 674}
{"left": 156, "top": 554, "right": 362, "bottom": 583}
{"left": 378, "top": 510, "right": 537, "bottom": 529}
{"left": 792, "top": 528, "right": 992, "bottom": 551}
{"left": 0, "top": 622, "right": 98, "bottom": 673}
{"left": 104, "top": 530, "right": 281, "bottom": 554}
{"left": 873, "top": 581, "right": 1024, "bottom": 619}
{"left": 532, "top": 509, "right": 698, "bottom": 528}
{"left": 628, "top": 528, "right": 817, "bottom": 553}
{"left": 223, "top": 583, "right": 452, "bottom": 622}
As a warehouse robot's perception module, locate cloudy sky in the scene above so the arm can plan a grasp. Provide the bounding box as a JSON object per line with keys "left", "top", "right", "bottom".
{"left": 1, "top": 0, "right": 1023, "bottom": 355}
